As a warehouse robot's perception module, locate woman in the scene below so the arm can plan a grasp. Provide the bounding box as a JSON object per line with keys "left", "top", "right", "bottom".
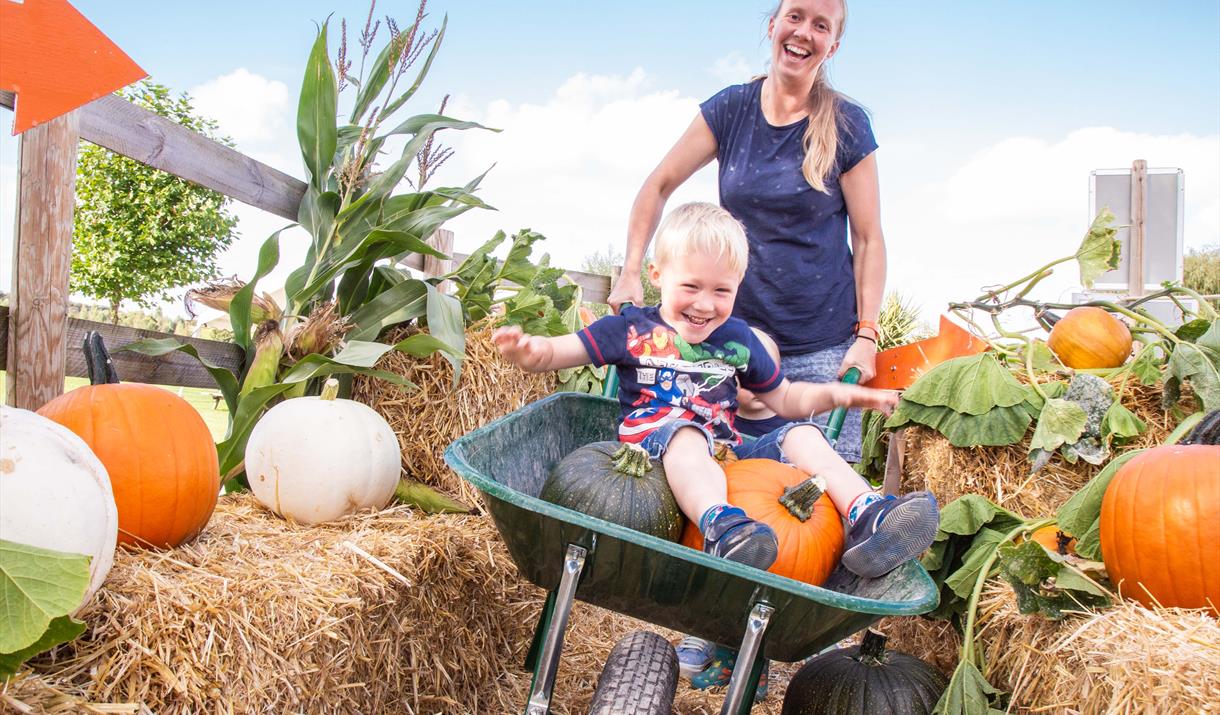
{"left": 606, "top": 0, "right": 883, "bottom": 467}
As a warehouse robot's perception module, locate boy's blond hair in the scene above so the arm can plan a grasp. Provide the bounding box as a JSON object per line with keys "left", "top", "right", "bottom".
{"left": 652, "top": 202, "right": 748, "bottom": 276}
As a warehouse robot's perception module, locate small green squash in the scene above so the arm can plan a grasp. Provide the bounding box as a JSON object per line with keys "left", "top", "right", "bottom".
{"left": 781, "top": 629, "right": 947, "bottom": 715}
{"left": 541, "top": 441, "right": 683, "bottom": 541}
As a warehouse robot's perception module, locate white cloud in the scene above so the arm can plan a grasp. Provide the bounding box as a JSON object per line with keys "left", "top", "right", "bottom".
{"left": 711, "top": 52, "right": 754, "bottom": 85}
{"left": 190, "top": 69, "right": 291, "bottom": 146}
{"left": 885, "top": 127, "right": 1220, "bottom": 325}
{"left": 434, "top": 69, "right": 719, "bottom": 273}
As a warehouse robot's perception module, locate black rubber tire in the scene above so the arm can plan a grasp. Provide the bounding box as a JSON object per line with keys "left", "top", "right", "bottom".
{"left": 588, "top": 630, "right": 679, "bottom": 715}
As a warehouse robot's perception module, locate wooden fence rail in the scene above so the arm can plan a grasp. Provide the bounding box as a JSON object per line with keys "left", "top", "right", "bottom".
{"left": 3, "top": 90, "right": 616, "bottom": 401}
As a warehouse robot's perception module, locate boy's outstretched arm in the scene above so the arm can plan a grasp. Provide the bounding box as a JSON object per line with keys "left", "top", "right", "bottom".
{"left": 757, "top": 379, "right": 899, "bottom": 420}
{"left": 491, "top": 326, "right": 591, "bottom": 373}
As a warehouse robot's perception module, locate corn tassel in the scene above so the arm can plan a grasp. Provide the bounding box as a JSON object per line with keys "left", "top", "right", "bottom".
{"left": 240, "top": 321, "right": 284, "bottom": 397}
{"left": 186, "top": 279, "right": 283, "bottom": 323}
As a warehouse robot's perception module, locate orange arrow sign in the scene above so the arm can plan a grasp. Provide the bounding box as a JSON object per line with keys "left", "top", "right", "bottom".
{"left": 0, "top": 0, "right": 146, "bottom": 134}
{"left": 864, "top": 314, "right": 989, "bottom": 390}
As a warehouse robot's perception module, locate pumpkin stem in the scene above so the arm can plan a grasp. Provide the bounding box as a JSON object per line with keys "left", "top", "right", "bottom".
{"left": 778, "top": 476, "right": 826, "bottom": 522}
{"left": 83, "top": 331, "right": 121, "bottom": 385}
{"left": 320, "top": 378, "right": 340, "bottom": 401}
{"left": 857, "top": 628, "right": 887, "bottom": 664}
{"left": 611, "top": 443, "right": 653, "bottom": 478}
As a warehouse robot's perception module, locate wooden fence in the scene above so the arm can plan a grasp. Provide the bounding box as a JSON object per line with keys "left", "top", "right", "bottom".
{"left": 0, "top": 90, "right": 614, "bottom": 409}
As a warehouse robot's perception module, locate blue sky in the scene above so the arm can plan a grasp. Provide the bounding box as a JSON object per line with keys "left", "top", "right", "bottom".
{"left": 2, "top": 0, "right": 1218, "bottom": 323}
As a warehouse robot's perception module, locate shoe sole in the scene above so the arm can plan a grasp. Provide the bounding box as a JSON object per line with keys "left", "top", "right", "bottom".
{"left": 678, "top": 659, "right": 713, "bottom": 679}
{"left": 718, "top": 532, "right": 779, "bottom": 572}
{"left": 840, "top": 497, "right": 939, "bottom": 579}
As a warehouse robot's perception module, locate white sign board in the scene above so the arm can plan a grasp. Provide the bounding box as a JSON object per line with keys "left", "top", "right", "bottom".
{"left": 1088, "top": 167, "right": 1184, "bottom": 291}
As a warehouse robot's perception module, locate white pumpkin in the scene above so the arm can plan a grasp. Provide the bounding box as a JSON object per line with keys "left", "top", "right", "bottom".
{"left": 245, "top": 380, "right": 400, "bottom": 524}
{"left": 0, "top": 406, "right": 119, "bottom": 606}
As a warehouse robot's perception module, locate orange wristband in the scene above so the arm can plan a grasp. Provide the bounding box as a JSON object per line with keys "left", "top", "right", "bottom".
{"left": 855, "top": 319, "right": 881, "bottom": 339}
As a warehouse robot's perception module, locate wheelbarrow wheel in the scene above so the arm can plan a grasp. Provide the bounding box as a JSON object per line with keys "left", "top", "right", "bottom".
{"left": 588, "top": 630, "right": 678, "bottom": 715}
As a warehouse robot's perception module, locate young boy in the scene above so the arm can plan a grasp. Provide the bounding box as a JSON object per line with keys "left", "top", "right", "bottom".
{"left": 735, "top": 328, "right": 790, "bottom": 439}
{"left": 492, "top": 201, "right": 938, "bottom": 580}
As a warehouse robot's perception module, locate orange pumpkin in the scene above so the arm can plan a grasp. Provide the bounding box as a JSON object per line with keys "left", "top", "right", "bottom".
{"left": 38, "top": 333, "right": 220, "bottom": 549}
{"left": 1099, "top": 444, "right": 1220, "bottom": 609}
{"left": 682, "top": 459, "right": 843, "bottom": 586}
{"left": 1030, "top": 526, "right": 1076, "bottom": 556}
{"left": 1047, "top": 306, "right": 1132, "bottom": 369}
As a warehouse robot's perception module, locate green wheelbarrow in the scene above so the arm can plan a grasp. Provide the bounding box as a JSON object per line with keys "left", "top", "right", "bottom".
{"left": 444, "top": 392, "right": 938, "bottom": 714}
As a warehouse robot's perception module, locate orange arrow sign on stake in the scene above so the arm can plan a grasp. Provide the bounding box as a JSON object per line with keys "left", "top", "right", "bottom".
{"left": 0, "top": 0, "right": 147, "bottom": 134}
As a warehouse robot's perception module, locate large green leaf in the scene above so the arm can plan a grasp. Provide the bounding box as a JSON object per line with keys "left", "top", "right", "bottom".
{"left": 1167, "top": 320, "right": 1220, "bottom": 411}
{"left": 885, "top": 401, "right": 1031, "bottom": 447}
{"left": 298, "top": 186, "right": 340, "bottom": 254}
{"left": 901, "top": 353, "right": 1028, "bottom": 415}
{"left": 296, "top": 224, "right": 448, "bottom": 306}
{"left": 1074, "top": 208, "right": 1121, "bottom": 288}
{"left": 0, "top": 614, "right": 86, "bottom": 678}
{"left": 1028, "top": 398, "right": 1088, "bottom": 453}
{"left": 998, "top": 541, "right": 1110, "bottom": 620}
{"left": 943, "top": 527, "right": 1009, "bottom": 600}
{"left": 231, "top": 229, "right": 285, "bottom": 354}
{"left": 216, "top": 383, "right": 298, "bottom": 477}
{"left": 1101, "top": 401, "right": 1146, "bottom": 444}
{"left": 934, "top": 659, "right": 1005, "bottom": 715}
{"left": 298, "top": 22, "right": 338, "bottom": 190}
{"left": 0, "top": 540, "right": 90, "bottom": 653}
{"left": 118, "top": 338, "right": 241, "bottom": 413}
{"left": 1055, "top": 449, "right": 1144, "bottom": 559}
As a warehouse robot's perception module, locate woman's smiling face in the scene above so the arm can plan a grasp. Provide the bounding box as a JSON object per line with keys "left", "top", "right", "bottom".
{"left": 768, "top": 0, "right": 844, "bottom": 84}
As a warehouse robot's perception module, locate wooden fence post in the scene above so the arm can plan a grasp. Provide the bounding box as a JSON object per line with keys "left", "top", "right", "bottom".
{"left": 5, "top": 111, "right": 80, "bottom": 409}
{"left": 1128, "top": 159, "right": 1147, "bottom": 297}
{"left": 423, "top": 229, "right": 455, "bottom": 293}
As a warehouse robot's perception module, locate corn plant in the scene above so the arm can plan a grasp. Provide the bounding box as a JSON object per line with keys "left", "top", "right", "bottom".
{"left": 125, "top": 2, "right": 494, "bottom": 487}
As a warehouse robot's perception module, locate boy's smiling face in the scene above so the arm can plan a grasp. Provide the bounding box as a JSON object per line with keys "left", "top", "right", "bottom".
{"left": 649, "top": 251, "right": 742, "bottom": 344}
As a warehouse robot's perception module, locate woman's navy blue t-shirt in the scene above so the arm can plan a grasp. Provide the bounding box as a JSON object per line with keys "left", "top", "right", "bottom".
{"left": 700, "top": 79, "right": 878, "bottom": 355}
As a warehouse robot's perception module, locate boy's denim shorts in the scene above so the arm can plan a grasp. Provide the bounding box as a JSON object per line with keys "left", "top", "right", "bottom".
{"left": 636, "top": 418, "right": 828, "bottom": 466}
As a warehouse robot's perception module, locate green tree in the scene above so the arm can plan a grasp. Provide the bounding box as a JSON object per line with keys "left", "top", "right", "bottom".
{"left": 1183, "top": 244, "right": 1220, "bottom": 309}
{"left": 581, "top": 245, "right": 660, "bottom": 317}
{"left": 72, "top": 80, "right": 238, "bottom": 323}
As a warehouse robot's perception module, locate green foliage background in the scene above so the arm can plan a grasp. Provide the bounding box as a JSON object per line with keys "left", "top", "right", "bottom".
{"left": 73, "top": 80, "right": 238, "bottom": 322}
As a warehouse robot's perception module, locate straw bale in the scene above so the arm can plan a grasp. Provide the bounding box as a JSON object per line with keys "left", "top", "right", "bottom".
{"left": 351, "top": 319, "right": 556, "bottom": 506}
{"left": 3, "top": 494, "right": 800, "bottom": 714}
{"left": 898, "top": 379, "right": 1185, "bottom": 518}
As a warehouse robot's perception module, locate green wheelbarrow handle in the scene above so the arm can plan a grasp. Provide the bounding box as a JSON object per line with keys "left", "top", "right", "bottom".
{"left": 824, "top": 366, "right": 861, "bottom": 445}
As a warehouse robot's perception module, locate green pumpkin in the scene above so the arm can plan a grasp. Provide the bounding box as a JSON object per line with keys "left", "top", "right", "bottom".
{"left": 782, "top": 630, "right": 947, "bottom": 715}
{"left": 541, "top": 441, "right": 683, "bottom": 541}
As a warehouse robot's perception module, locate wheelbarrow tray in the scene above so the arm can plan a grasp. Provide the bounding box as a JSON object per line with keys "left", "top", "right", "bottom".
{"left": 445, "top": 392, "right": 938, "bottom": 663}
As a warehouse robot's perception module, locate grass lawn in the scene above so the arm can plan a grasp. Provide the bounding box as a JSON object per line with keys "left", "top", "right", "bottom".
{"left": 1, "top": 371, "right": 230, "bottom": 442}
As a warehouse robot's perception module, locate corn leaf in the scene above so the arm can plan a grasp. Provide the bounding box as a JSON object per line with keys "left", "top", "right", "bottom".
{"left": 298, "top": 22, "right": 338, "bottom": 190}
{"left": 346, "top": 278, "right": 429, "bottom": 342}
{"left": 349, "top": 23, "right": 412, "bottom": 125}
{"left": 394, "top": 478, "right": 472, "bottom": 514}
{"left": 380, "top": 15, "right": 448, "bottom": 119}
{"left": 298, "top": 187, "right": 340, "bottom": 255}
{"left": 424, "top": 284, "right": 466, "bottom": 383}
{"left": 117, "top": 338, "right": 241, "bottom": 413}
{"left": 231, "top": 229, "right": 285, "bottom": 354}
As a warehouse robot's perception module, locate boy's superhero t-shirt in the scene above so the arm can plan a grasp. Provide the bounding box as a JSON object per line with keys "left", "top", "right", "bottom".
{"left": 577, "top": 305, "right": 783, "bottom": 444}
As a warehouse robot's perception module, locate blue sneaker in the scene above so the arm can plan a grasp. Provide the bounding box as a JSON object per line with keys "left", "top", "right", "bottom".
{"left": 703, "top": 509, "right": 778, "bottom": 571}
{"left": 675, "top": 636, "right": 716, "bottom": 678}
{"left": 840, "top": 491, "right": 939, "bottom": 578}
{"left": 689, "top": 645, "right": 769, "bottom": 700}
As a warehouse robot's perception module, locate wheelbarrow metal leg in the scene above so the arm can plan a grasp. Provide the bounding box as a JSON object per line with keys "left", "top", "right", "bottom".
{"left": 525, "top": 543, "right": 586, "bottom": 715}
{"left": 721, "top": 601, "right": 773, "bottom": 715}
